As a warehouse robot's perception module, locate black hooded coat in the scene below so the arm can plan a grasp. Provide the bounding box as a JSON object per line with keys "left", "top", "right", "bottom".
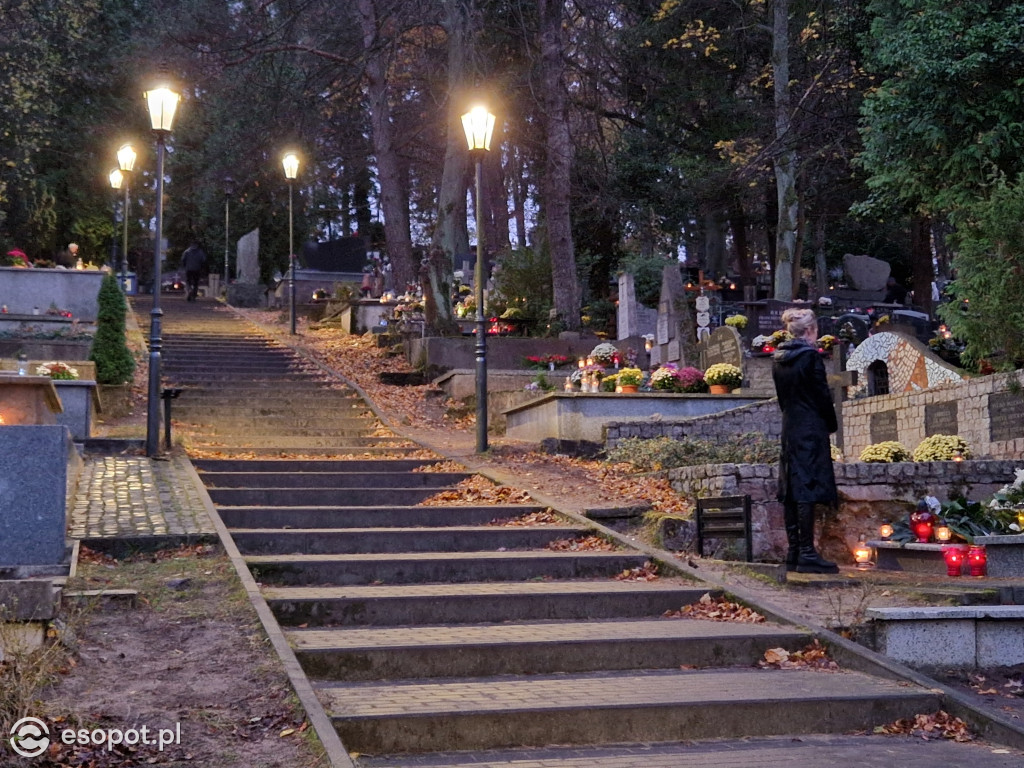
{"left": 772, "top": 338, "right": 838, "bottom": 505}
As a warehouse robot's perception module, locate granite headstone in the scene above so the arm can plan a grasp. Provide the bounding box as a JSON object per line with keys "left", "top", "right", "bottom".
{"left": 237, "top": 227, "right": 260, "bottom": 284}
{"left": 843, "top": 253, "right": 890, "bottom": 292}
{"left": 0, "top": 425, "right": 72, "bottom": 565}
{"left": 698, "top": 326, "right": 744, "bottom": 371}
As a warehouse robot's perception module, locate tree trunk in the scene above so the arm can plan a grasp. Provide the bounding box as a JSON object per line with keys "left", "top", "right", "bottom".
{"left": 729, "top": 201, "right": 752, "bottom": 286}
{"left": 704, "top": 210, "right": 728, "bottom": 278}
{"left": 509, "top": 147, "right": 528, "bottom": 248}
{"left": 910, "top": 214, "right": 933, "bottom": 315}
{"left": 429, "top": 0, "right": 474, "bottom": 332}
{"left": 813, "top": 215, "right": 827, "bottom": 299}
{"left": 771, "top": 0, "right": 798, "bottom": 301}
{"left": 358, "top": 0, "right": 415, "bottom": 290}
{"left": 538, "top": 0, "right": 580, "bottom": 330}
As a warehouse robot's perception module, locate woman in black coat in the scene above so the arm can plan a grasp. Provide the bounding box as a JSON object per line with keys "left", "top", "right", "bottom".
{"left": 772, "top": 308, "right": 839, "bottom": 574}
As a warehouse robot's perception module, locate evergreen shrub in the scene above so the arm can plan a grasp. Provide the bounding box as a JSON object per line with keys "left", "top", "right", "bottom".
{"left": 89, "top": 273, "right": 135, "bottom": 385}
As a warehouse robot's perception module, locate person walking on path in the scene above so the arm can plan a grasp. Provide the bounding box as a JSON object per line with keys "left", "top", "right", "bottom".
{"left": 772, "top": 307, "right": 839, "bottom": 574}
{"left": 181, "top": 241, "right": 207, "bottom": 301}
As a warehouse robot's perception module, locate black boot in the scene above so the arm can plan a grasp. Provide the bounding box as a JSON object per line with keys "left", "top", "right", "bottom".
{"left": 784, "top": 498, "right": 800, "bottom": 571}
{"left": 796, "top": 502, "right": 838, "bottom": 574}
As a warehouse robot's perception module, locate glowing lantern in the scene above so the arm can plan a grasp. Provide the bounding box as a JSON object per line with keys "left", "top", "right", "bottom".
{"left": 935, "top": 524, "right": 952, "bottom": 542}
{"left": 968, "top": 545, "right": 987, "bottom": 577}
{"left": 853, "top": 537, "right": 873, "bottom": 569}
{"left": 943, "top": 546, "right": 965, "bottom": 577}
{"left": 879, "top": 522, "right": 893, "bottom": 540}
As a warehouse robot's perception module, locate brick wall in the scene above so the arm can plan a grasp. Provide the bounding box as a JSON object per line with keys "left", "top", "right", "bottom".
{"left": 666, "top": 459, "right": 1017, "bottom": 563}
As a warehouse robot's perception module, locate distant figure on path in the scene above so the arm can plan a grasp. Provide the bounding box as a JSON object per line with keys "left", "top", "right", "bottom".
{"left": 181, "top": 241, "right": 207, "bottom": 301}
{"left": 772, "top": 307, "right": 839, "bottom": 575}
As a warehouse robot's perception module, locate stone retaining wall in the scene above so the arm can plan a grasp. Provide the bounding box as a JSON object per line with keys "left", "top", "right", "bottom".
{"left": 606, "top": 399, "right": 782, "bottom": 448}
{"left": 666, "top": 459, "right": 1018, "bottom": 563}
{"left": 843, "top": 370, "right": 1024, "bottom": 461}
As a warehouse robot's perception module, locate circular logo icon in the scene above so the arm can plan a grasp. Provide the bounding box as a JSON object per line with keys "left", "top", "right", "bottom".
{"left": 10, "top": 717, "right": 50, "bottom": 758}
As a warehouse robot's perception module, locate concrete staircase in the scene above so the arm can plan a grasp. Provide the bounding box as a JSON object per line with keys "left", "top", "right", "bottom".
{"left": 159, "top": 298, "right": 959, "bottom": 766}
{"left": 156, "top": 297, "right": 410, "bottom": 455}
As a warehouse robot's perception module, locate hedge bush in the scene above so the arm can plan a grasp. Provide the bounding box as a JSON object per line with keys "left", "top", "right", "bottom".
{"left": 89, "top": 273, "right": 135, "bottom": 385}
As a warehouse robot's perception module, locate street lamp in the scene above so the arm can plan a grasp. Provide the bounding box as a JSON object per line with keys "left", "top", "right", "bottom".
{"left": 144, "top": 81, "right": 180, "bottom": 457}
{"left": 223, "top": 176, "right": 235, "bottom": 290}
{"left": 109, "top": 169, "right": 123, "bottom": 274}
{"left": 116, "top": 143, "right": 136, "bottom": 291}
{"left": 461, "top": 104, "right": 496, "bottom": 453}
{"left": 282, "top": 151, "right": 299, "bottom": 335}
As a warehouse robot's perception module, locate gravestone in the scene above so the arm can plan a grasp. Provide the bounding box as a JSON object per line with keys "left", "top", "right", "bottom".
{"left": 236, "top": 227, "right": 260, "bottom": 284}
{"left": 989, "top": 392, "right": 1024, "bottom": 443}
{"left": 843, "top": 253, "right": 890, "bottom": 292}
{"left": 698, "top": 326, "right": 744, "bottom": 371}
{"left": 617, "top": 273, "right": 639, "bottom": 341}
{"left": 870, "top": 410, "right": 899, "bottom": 443}
{"left": 695, "top": 295, "right": 711, "bottom": 342}
{"left": 925, "top": 402, "right": 958, "bottom": 437}
{"left": 754, "top": 299, "right": 804, "bottom": 336}
{"left": 656, "top": 265, "right": 684, "bottom": 347}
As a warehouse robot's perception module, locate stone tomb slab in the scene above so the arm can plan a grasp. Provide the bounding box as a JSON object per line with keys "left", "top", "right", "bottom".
{"left": 989, "top": 391, "right": 1024, "bottom": 443}
{"left": 924, "top": 401, "right": 958, "bottom": 437}
{"left": 869, "top": 410, "right": 898, "bottom": 444}
{"left": 0, "top": 375, "right": 61, "bottom": 425}
{"left": 0, "top": 425, "right": 75, "bottom": 566}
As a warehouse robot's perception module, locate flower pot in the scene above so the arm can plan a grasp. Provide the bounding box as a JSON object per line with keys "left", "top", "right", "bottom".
{"left": 708, "top": 384, "right": 731, "bottom": 394}
{"left": 619, "top": 384, "right": 639, "bottom": 393}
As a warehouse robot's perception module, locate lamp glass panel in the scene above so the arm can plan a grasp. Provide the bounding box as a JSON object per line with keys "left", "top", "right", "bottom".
{"left": 117, "top": 144, "right": 137, "bottom": 172}
{"left": 145, "top": 87, "right": 180, "bottom": 132}
{"left": 109, "top": 169, "right": 123, "bottom": 190}
{"left": 282, "top": 153, "right": 299, "bottom": 179}
{"left": 461, "top": 106, "right": 495, "bottom": 151}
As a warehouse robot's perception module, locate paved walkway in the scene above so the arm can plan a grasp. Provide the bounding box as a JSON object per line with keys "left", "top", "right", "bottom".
{"left": 69, "top": 451, "right": 215, "bottom": 540}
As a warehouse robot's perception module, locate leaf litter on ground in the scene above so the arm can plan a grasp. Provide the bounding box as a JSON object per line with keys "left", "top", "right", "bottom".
{"left": 756, "top": 639, "right": 838, "bottom": 671}
{"left": 663, "top": 592, "right": 765, "bottom": 623}
{"left": 874, "top": 710, "right": 973, "bottom": 742}
{"left": 419, "top": 475, "right": 533, "bottom": 506}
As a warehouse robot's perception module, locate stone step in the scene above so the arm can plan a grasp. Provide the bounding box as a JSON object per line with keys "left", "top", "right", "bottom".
{"left": 201, "top": 471, "right": 469, "bottom": 489}
{"left": 217, "top": 504, "right": 545, "bottom": 529}
{"left": 318, "top": 667, "right": 939, "bottom": 754}
{"left": 173, "top": 394, "right": 363, "bottom": 407}
{"left": 232, "top": 525, "right": 589, "bottom": 555}
{"left": 289, "top": 618, "right": 809, "bottom": 680}
{"left": 207, "top": 486, "right": 445, "bottom": 507}
{"left": 357, "top": 734, "right": 1017, "bottom": 768}
{"left": 264, "top": 582, "right": 713, "bottom": 627}
{"left": 166, "top": 372, "right": 326, "bottom": 382}
{"left": 194, "top": 459, "right": 439, "bottom": 473}
{"left": 248, "top": 550, "right": 650, "bottom": 586}
{"left": 191, "top": 436, "right": 411, "bottom": 449}
{"left": 174, "top": 404, "right": 368, "bottom": 418}
{"left": 179, "top": 424, "right": 378, "bottom": 438}
{"left": 191, "top": 445, "right": 420, "bottom": 457}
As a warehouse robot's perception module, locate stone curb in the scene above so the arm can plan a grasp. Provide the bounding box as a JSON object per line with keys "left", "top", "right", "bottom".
{"left": 178, "top": 455, "right": 356, "bottom": 768}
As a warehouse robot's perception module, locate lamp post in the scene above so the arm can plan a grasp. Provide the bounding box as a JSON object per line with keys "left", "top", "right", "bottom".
{"left": 144, "top": 82, "right": 180, "bottom": 457}
{"left": 116, "top": 143, "right": 136, "bottom": 291}
{"left": 223, "top": 176, "right": 234, "bottom": 289}
{"left": 282, "top": 152, "right": 299, "bottom": 335}
{"left": 109, "top": 169, "right": 123, "bottom": 275}
{"left": 461, "top": 105, "right": 496, "bottom": 453}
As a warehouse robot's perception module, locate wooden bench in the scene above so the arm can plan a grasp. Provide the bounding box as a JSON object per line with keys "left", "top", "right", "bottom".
{"left": 695, "top": 495, "right": 753, "bottom": 562}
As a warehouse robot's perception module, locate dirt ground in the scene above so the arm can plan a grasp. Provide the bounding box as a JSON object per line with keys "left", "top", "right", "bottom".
{"left": 26, "top": 546, "right": 325, "bottom": 768}
{"left": 47, "top": 305, "right": 1018, "bottom": 761}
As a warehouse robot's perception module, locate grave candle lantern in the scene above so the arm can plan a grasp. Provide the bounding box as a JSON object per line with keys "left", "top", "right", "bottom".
{"left": 879, "top": 521, "right": 893, "bottom": 540}
{"left": 943, "top": 546, "right": 965, "bottom": 577}
{"left": 853, "top": 537, "right": 873, "bottom": 569}
{"left": 968, "top": 545, "right": 987, "bottom": 577}
{"left": 935, "top": 524, "right": 952, "bottom": 542}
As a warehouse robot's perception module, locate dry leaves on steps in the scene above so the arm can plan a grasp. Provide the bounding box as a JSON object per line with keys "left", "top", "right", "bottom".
{"left": 546, "top": 535, "right": 617, "bottom": 552}
{"left": 488, "top": 509, "right": 563, "bottom": 526}
{"left": 874, "top": 710, "right": 974, "bottom": 742}
{"left": 663, "top": 592, "right": 766, "bottom": 623}
{"left": 418, "top": 475, "right": 534, "bottom": 506}
{"left": 613, "top": 561, "right": 660, "bottom": 581}
{"left": 756, "top": 639, "right": 838, "bottom": 670}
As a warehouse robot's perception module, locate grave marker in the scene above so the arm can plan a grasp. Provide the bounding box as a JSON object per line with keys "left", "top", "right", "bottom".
{"left": 870, "top": 410, "right": 899, "bottom": 444}
{"left": 698, "top": 326, "right": 744, "bottom": 371}
{"left": 925, "top": 402, "right": 958, "bottom": 437}
{"left": 989, "top": 392, "right": 1024, "bottom": 442}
